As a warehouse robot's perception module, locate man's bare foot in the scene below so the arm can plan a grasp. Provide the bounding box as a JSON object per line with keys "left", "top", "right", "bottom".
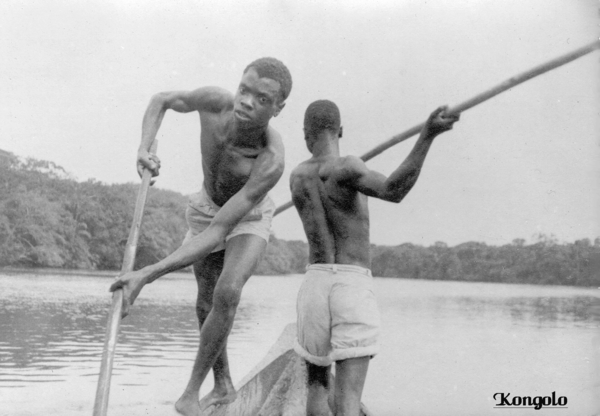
{"left": 198, "top": 388, "right": 237, "bottom": 411}
{"left": 175, "top": 393, "right": 201, "bottom": 416}
{"left": 174, "top": 388, "right": 236, "bottom": 416}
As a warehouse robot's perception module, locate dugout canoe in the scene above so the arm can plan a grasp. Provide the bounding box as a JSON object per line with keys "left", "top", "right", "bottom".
{"left": 202, "top": 323, "right": 373, "bottom": 416}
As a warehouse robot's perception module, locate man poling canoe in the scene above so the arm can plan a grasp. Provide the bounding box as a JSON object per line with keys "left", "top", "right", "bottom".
{"left": 108, "top": 57, "right": 293, "bottom": 416}
{"left": 290, "top": 100, "right": 459, "bottom": 415}
{"left": 272, "top": 39, "right": 599, "bottom": 416}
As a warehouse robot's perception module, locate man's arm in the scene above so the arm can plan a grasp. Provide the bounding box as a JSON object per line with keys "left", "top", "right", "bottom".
{"left": 111, "top": 127, "right": 285, "bottom": 317}
{"left": 137, "top": 87, "right": 233, "bottom": 177}
{"left": 141, "top": 128, "right": 284, "bottom": 281}
{"left": 210, "top": 127, "right": 285, "bottom": 228}
{"left": 340, "top": 106, "right": 459, "bottom": 203}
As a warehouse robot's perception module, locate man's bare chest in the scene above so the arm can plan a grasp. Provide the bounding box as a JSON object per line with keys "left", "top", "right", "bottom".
{"left": 202, "top": 136, "right": 263, "bottom": 184}
{"left": 218, "top": 145, "right": 260, "bottom": 177}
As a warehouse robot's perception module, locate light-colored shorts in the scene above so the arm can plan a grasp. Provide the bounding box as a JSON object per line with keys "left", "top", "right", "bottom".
{"left": 182, "top": 188, "right": 275, "bottom": 252}
{"left": 294, "top": 264, "right": 381, "bottom": 367}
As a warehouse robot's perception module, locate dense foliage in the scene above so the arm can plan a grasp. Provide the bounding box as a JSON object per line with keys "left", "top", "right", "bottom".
{"left": 370, "top": 238, "right": 600, "bottom": 287}
{"left": 1, "top": 150, "right": 598, "bottom": 286}
{"left": 0, "top": 150, "right": 188, "bottom": 270}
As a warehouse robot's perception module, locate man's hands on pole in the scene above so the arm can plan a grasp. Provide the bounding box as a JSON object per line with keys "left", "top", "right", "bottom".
{"left": 424, "top": 106, "right": 460, "bottom": 138}
{"left": 137, "top": 149, "right": 161, "bottom": 184}
{"left": 110, "top": 270, "right": 148, "bottom": 319}
{"left": 110, "top": 146, "right": 160, "bottom": 319}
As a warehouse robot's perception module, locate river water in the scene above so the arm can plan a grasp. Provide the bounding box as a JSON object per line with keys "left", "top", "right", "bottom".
{"left": 0, "top": 270, "right": 598, "bottom": 416}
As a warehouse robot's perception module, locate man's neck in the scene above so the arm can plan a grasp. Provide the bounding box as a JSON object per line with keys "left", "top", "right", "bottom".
{"left": 229, "top": 118, "right": 267, "bottom": 148}
{"left": 311, "top": 133, "right": 340, "bottom": 158}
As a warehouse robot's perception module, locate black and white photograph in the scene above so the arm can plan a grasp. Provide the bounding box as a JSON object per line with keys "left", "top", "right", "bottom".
{"left": 0, "top": 1, "right": 598, "bottom": 415}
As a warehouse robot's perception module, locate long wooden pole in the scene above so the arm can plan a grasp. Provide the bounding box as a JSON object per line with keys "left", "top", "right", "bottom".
{"left": 93, "top": 141, "right": 158, "bottom": 416}
{"left": 273, "top": 40, "right": 600, "bottom": 217}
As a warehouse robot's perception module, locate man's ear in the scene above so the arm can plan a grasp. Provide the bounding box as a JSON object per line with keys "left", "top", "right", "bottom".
{"left": 303, "top": 128, "right": 314, "bottom": 153}
{"left": 274, "top": 101, "right": 286, "bottom": 117}
{"left": 338, "top": 126, "right": 344, "bottom": 138}
{"left": 306, "top": 141, "right": 313, "bottom": 153}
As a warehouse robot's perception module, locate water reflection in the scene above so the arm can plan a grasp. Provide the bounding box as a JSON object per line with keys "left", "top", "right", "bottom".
{"left": 0, "top": 274, "right": 295, "bottom": 391}
{"left": 448, "top": 295, "right": 600, "bottom": 328}
{"left": 0, "top": 272, "right": 598, "bottom": 416}
{"left": 0, "top": 297, "right": 197, "bottom": 387}
{"left": 1, "top": 302, "right": 102, "bottom": 373}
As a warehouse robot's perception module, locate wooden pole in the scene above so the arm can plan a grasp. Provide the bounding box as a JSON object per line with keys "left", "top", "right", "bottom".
{"left": 273, "top": 40, "right": 600, "bottom": 217}
{"left": 93, "top": 141, "right": 158, "bottom": 416}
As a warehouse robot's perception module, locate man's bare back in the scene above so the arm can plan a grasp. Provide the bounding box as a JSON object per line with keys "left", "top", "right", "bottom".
{"left": 291, "top": 155, "right": 371, "bottom": 268}
{"left": 291, "top": 100, "right": 459, "bottom": 416}
{"left": 291, "top": 102, "right": 459, "bottom": 269}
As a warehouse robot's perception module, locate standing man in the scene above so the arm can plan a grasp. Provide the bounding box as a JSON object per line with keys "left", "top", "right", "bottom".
{"left": 290, "top": 100, "right": 459, "bottom": 415}
{"left": 110, "top": 57, "right": 292, "bottom": 416}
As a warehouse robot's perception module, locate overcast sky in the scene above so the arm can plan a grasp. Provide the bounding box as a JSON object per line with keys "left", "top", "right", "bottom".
{"left": 1, "top": 0, "right": 598, "bottom": 246}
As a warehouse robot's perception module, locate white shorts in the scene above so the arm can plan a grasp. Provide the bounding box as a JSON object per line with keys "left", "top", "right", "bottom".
{"left": 294, "top": 264, "right": 381, "bottom": 367}
{"left": 182, "top": 188, "right": 275, "bottom": 252}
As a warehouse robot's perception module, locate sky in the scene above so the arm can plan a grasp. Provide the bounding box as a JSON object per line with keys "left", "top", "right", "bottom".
{"left": 1, "top": 0, "right": 598, "bottom": 247}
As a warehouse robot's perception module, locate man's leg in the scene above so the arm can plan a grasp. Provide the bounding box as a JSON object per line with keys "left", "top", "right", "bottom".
{"left": 306, "top": 361, "right": 332, "bottom": 416}
{"left": 175, "top": 234, "right": 267, "bottom": 416}
{"left": 193, "top": 251, "right": 237, "bottom": 409}
{"left": 333, "top": 357, "right": 369, "bottom": 416}
{"left": 176, "top": 252, "right": 232, "bottom": 415}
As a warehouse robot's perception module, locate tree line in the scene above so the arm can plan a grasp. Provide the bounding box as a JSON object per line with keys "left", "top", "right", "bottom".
{"left": 1, "top": 150, "right": 598, "bottom": 287}
{"left": 0, "top": 150, "right": 188, "bottom": 270}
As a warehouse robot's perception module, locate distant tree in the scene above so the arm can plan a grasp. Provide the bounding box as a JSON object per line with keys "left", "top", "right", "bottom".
{"left": 255, "top": 235, "right": 308, "bottom": 275}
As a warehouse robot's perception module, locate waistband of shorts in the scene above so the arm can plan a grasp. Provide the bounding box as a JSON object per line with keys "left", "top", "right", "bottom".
{"left": 199, "top": 186, "right": 270, "bottom": 210}
{"left": 306, "top": 263, "right": 372, "bottom": 277}
{"left": 199, "top": 187, "right": 221, "bottom": 210}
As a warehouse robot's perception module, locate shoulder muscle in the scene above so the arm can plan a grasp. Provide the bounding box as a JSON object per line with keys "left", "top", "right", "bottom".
{"left": 335, "top": 155, "right": 368, "bottom": 183}
{"left": 157, "top": 87, "right": 233, "bottom": 114}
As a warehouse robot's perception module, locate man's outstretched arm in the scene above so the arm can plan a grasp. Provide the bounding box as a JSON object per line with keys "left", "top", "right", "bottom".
{"left": 135, "top": 131, "right": 284, "bottom": 282}
{"left": 111, "top": 128, "right": 284, "bottom": 317}
{"left": 136, "top": 87, "right": 232, "bottom": 178}
{"left": 342, "top": 106, "right": 459, "bottom": 203}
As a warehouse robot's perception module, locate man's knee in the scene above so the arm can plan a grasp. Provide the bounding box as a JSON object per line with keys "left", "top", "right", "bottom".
{"left": 212, "top": 282, "right": 243, "bottom": 317}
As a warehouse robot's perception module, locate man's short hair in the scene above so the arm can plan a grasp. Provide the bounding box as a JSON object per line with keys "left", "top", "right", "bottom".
{"left": 244, "top": 57, "right": 292, "bottom": 102}
{"left": 304, "top": 100, "right": 341, "bottom": 135}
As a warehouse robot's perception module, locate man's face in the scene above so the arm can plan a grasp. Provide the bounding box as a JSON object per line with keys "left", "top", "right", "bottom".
{"left": 234, "top": 67, "right": 285, "bottom": 128}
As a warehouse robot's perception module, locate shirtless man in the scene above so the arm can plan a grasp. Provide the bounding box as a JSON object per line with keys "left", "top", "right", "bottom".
{"left": 290, "top": 100, "right": 459, "bottom": 415}
{"left": 109, "top": 57, "right": 292, "bottom": 416}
